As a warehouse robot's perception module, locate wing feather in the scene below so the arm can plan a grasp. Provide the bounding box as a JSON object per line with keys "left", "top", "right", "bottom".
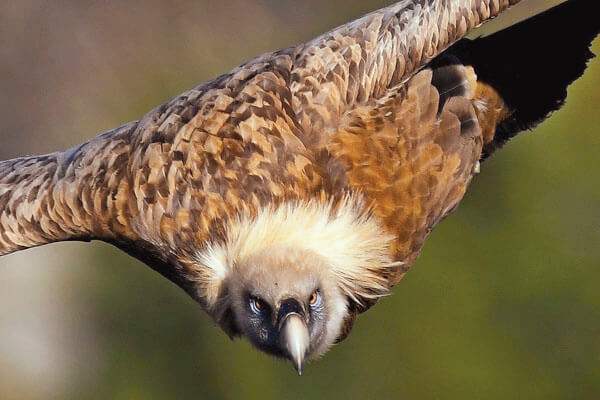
{"left": 86, "top": 1, "right": 522, "bottom": 295}
{"left": 290, "top": 0, "right": 519, "bottom": 137}
{"left": 1, "top": 1, "right": 535, "bottom": 304}
{"left": 326, "top": 67, "right": 483, "bottom": 285}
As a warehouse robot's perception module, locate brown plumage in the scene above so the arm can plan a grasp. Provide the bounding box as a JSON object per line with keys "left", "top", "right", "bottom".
{"left": 1, "top": 0, "right": 598, "bottom": 372}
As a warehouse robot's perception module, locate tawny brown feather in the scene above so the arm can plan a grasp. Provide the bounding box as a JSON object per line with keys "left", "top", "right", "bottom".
{"left": 1, "top": 0, "right": 597, "bottom": 354}
{"left": 329, "top": 67, "right": 484, "bottom": 287}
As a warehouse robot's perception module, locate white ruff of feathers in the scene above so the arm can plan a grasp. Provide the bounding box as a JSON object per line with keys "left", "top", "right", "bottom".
{"left": 194, "top": 194, "right": 398, "bottom": 308}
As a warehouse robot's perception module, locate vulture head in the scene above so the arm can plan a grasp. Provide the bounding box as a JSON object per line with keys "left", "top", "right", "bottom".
{"left": 227, "top": 247, "right": 347, "bottom": 374}
{"left": 191, "top": 200, "right": 395, "bottom": 374}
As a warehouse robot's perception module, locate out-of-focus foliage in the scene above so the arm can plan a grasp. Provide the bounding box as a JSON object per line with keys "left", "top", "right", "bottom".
{"left": 0, "top": 1, "right": 598, "bottom": 399}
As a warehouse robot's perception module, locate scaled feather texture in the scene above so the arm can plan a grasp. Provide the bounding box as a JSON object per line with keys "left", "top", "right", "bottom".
{"left": 1, "top": 0, "right": 598, "bottom": 369}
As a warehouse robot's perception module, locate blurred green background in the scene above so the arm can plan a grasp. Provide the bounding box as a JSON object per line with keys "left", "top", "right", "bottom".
{"left": 0, "top": 1, "right": 598, "bottom": 399}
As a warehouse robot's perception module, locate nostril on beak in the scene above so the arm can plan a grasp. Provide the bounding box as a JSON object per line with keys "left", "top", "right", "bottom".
{"left": 277, "top": 298, "right": 306, "bottom": 326}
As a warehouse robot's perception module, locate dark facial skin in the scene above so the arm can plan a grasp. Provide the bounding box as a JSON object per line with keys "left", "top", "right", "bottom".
{"left": 238, "top": 289, "right": 326, "bottom": 361}
{"left": 225, "top": 248, "right": 347, "bottom": 372}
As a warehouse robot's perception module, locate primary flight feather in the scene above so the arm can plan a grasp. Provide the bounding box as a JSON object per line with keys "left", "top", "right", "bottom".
{"left": 0, "top": 0, "right": 598, "bottom": 373}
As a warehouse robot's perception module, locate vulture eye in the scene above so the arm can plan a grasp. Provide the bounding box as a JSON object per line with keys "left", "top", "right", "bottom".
{"left": 309, "top": 290, "right": 321, "bottom": 308}
{"left": 249, "top": 295, "right": 265, "bottom": 314}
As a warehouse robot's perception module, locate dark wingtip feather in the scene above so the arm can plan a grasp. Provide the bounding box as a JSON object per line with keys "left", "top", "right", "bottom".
{"left": 441, "top": 0, "right": 600, "bottom": 158}
{"left": 429, "top": 57, "right": 472, "bottom": 115}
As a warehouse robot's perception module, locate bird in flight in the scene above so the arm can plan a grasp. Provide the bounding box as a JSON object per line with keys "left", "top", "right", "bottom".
{"left": 0, "top": 0, "right": 598, "bottom": 374}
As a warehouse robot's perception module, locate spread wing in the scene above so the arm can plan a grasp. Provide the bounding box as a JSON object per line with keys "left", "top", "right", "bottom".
{"left": 2, "top": 0, "right": 598, "bottom": 305}
{"left": 119, "top": 0, "right": 520, "bottom": 292}
{"left": 289, "top": 0, "right": 600, "bottom": 285}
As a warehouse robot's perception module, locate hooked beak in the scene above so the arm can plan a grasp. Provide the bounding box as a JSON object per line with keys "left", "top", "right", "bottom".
{"left": 278, "top": 299, "right": 309, "bottom": 375}
{"left": 281, "top": 314, "right": 309, "bottom": 374}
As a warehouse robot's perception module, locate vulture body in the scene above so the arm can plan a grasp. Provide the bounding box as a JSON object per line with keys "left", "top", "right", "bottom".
{"left": 0, "top": 0, "right": 598, "bottom": 372}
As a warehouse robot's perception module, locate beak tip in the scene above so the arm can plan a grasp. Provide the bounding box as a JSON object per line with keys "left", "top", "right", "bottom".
{"left": 293, "top": 359, "right": 303, "bottom": 376}
{"left": 281, "top": 313, "right": 309, "bottom": 377}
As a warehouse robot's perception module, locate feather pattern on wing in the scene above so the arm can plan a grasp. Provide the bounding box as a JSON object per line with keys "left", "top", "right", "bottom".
{"left": 2, "top": 0, "right": 598, "bottom": 325}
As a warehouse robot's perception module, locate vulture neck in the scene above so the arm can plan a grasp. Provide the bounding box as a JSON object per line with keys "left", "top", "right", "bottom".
{"left": 0, "top": 123, "right": 135, "bottom": 256}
